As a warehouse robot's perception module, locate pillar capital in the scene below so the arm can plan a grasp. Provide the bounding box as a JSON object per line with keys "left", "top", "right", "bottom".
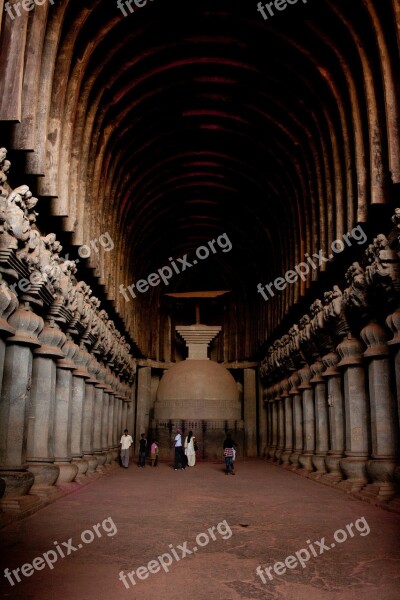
{"left": 322, "top": 351, "right": 340, "bottom": 377}
{"left": 386, "top": 309, "right": 400, "bottom": 347}
{"left": 360, "top": 321, "right": 390, "bottom": 359}
{"left": 73, "top": 345, "right": 91, "bottom": 379}
{"left": 310, "top": 359, "right": 325, "bottom": 384}
{"left": 0, "top": 280, "right": 17, "bottom": 337}
{"left": 58, "top": 336, "right": 79, "bottom": 370}
{"left": 337, "top": 335, "right": 364, "bottom": 367}
{"left": 34, "top": 322, "right": 66, "bottom": 359}
{"left": 7, "top": 305, "right": 43, "bottom": 347}
{"left": 298, "top": 364, "right": 312, "bottom": 390}
{"left": 280, "top": 378, "right": 290, "bottom": 398}
{"left": 288, "top": 372, "right": 301, "bottom": 395}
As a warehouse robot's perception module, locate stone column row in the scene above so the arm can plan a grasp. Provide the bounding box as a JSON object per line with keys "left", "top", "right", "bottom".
{"left": 264, "top": 310, "right": 400, "bottom": 502}
{"left": 0, "top": 299, "right": 134, "bottom": 515}
{"left": 0, "top": 148, "right": 136, "bottom": 515}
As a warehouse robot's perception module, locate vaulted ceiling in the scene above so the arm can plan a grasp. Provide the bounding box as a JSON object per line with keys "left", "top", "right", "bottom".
{"left": 0, "top": 0, "right": 399, "bottom": 360}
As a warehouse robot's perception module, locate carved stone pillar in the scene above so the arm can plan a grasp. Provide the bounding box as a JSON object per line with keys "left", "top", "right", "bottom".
{"left": 0, "top": 281, "right": 17, "bottom": 506}
{"left": 0, "top": 280, "right": 17, "bottom": 392}
{"left": 268, "top": 386, "right": 278, "bottom": 461}
{"left": 94, "top": 365, "right": 108, "bottom": 471}
{"left": 81, "top": 363, "right": 98, "bottom": 476}
{"left": 386, "top": 309, "right": 400, "bottom": 499}
{"left": 280, "top": 380, "right": 293, "bottom": 467}
{"left": 260, "top": 381, "right": 270, "bottom": 460}
{"left": 101, "top": 392, "right": 111, "bottom": 466}
{"left": 321, "top": 351, "right": 345, "bottom": 484}
{"left": 105, "top": 370, "right": 118, "bottom": 463}
{"left": 337, "top": 334, "right": 369, "bottom": 492}
{"left": 126, "top": 393, "right": 134, "bottom": 440}
{"left": 122, "top": 400, "right": 128, "bottom": 433}
{"left": 244, "top": 368, "right": 258, "bottom": 457}
{"left": 298, "top": 365, "right": 315, "bottom": 473}
{"left": 259, "top": 379, "right": 268, "bottom": 458}
{"left": 54, "top": 336, "right": 79, "bottom": 487}
{"left": 70, "top": 345, "right": 91, "bottom": 482}
{"left": 112, "top": 394, "right": 120, "bottom": 463}
{"left": 289, "top": 373, "right": 302, "bottom": 470}
{"left": 26, "top": 323, "right": 66, "bottom": 500}
{"left": 360, "top": 322, "right": 399, "bottom": 501}
{"left": 115, "top": 396, "right": 125, "bottom": 449}
{"left": 265, "top": 388, "right": 274, "bottom": 460}
{"left": 107, "top": 390, "right": 116, "bottom": 462}
{"left": 309, "top": 359, "right": 328, "bottom": 479}
{"left": 262, "top": 389, "right": 270, "bottom": 459}
{"left": 275, "top": 385, "right": 285, "bottom": 464}
{"left": 386, "top": 309, "right": 400, "bottom": 431}
{"left": 113, "top": 391, "right": 120, "bottom": 448}
{"left": 0, "top": 305, "right": 43, "bottom": 515}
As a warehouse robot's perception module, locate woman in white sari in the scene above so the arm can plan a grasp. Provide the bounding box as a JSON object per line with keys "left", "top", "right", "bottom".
{"left": 184, "top": 430, "right": 196, "bottom": 467}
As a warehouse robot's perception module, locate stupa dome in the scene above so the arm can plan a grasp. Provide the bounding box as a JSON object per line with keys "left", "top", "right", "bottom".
{"left": 155, "top": 359, "right": 240, "bottom": 420}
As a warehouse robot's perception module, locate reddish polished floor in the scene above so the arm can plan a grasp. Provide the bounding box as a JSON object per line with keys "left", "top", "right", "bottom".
{"left": 1, "top": 461, "right": 399, "bottom": 600}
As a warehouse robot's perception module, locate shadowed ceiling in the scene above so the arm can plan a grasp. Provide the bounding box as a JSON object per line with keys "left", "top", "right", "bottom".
{"left": 0, "top": 0, "right": 398, "bottom": 360}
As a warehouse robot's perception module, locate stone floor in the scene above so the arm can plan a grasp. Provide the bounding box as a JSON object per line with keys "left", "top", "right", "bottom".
{"left": 1, "top": 460, "right": 400, "bottom": 600}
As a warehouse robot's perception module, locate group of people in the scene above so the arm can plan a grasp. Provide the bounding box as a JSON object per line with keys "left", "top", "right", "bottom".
{"left": 173, "top": 428, "right": 197, "bottom": 470}
{"left": 120, "top": 428, "right": 238, "bottom": 474}
{"left": 119, "top": 430, "right": 159, "bottom": 468}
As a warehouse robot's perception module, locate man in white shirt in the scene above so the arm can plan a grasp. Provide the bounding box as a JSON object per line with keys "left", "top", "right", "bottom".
{"left": 174, "top": 428, "right": 186, "bottom": 470}
{"left": 120, "top": 429, "right": 133, "bottom": 468}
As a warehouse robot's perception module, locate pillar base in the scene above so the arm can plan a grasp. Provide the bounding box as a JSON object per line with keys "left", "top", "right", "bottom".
{"left": 27, "top": 463, "right": 62, "bottom": 502}
{"left": 0, "top": 493, "right": 43, "bottom": 517}
{"left": 289, "top": 451, "right": 301, "bottom": 470}
{"left": 366, "top": 458, "right": 399, "bottom": 485}
{"left": 337, "top": 457, "right": 368, "bottom": 492}
{"left": 27, "top": 463, "right": 60, "bottom": 486}
{"left": 386, "top": 497, "right": 400, "bottom": 514}
{"left": 83, "top": 455, "right": 99, "bottom": 474}
{"left": 94, "top": 452, "right": 107, "bottom": 473}
{"left": 267, "top": 446, "right": 277, "bottom": 462}
{"left": 360, "top": 459, "right": 399, "bottom": 501}
{"left": 298, "top": 453, "right": 315, "bottom": 474}
{"left": 71, "top": 458, "right": 89, "bottom": 484}
{"left": 29, "top": 485, "right": 64, "bottom": 503}
{"left": 309, "top": 455, "right": 327, "bottom": 479}
{"left": 357, "top": 482, "right": 397, "bottom": 503}
{"left": 281, "top": 450, "right": 292, "bottom": 467}
{"left": 0, "top": 470, "right": 34, "bottom": 497}
{"left": 320, "top": 456, "right": 343, "bottom": 485}
{"left": 319, "top": 473, "right": 343, "bottom": 486}
{"left": 323, "top": 454, "right": 344, "bottom": 483}
{"left": 55, "top": 462, "right": 79, "bottom": 485}
{"left": 102, "top": 452, "right": 114, "bottom": 471}
{"left": 275, "top": 449, "right": 283, "bottom": 464}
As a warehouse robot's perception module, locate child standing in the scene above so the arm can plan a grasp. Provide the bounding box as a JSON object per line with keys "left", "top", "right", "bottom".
{"left": 150, "top": 440, "right": 159, "bottom": 467}
{"left": 138, "top": 433, "right": 147, "bottom": 468}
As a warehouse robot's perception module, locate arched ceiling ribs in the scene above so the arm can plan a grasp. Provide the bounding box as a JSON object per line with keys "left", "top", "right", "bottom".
{"left": 0, "top": 0, "right": 398, "bottom": 358}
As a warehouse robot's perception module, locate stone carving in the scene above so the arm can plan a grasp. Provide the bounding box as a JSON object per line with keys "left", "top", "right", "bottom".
{"left": 0, "top": 148, "right": 11, "bottom": 198}
{"left": 0, "top": 147, "right": 138, "bottom": 385}
{"left": 388, "top": 208, "right": 400, "bottom": 252}
{"left": 365, "top": 234, "right": 400, "bottom": 298}
{"left": 0, "top": 185, "right": 37, "bottom": 252}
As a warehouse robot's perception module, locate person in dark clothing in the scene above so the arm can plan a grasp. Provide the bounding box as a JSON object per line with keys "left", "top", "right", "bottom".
{"left": 173, "top": 428, "right": 186, "bottom": 470}
{"left": 138, "top": 433, "right": 147, "bottom": 467}
{"left": 223, "top": 433, "right": 237, "bottom": 475}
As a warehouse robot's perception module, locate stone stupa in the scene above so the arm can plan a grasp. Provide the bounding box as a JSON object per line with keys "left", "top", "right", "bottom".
{"left": 153, "top": 296, "right": 243, "bottom": 459}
